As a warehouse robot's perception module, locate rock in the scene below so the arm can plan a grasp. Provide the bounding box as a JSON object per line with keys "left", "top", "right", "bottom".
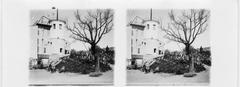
{"left": 183, "top": 72, "right": 197, "bottom": 77}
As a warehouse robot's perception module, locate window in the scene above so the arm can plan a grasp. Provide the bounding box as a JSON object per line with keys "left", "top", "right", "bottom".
{"left": 37, "top": 39, "right": 39, "bottom": 45}
{"left": 147, "top": 24, "right": 149, "bottom": 29}
{"left": 159, "top": 50, "right": 161, "bottom": 55}
{"left": 37, "top": 30, "right": 39, "bottom": 35}
{"left": 131, "top": 46, "right": 133, "bottom": 53}
{"left": 153, "top": 24, "right": 156, "bottom": 29}
{"left": 131, "top": 39, "right": 133, "bottom": 45}
{"left": 59, "top": 24, "right": 62, "bottom": 29}
{"left": 36, "top": 39, "right": 39, "bottom": 53}
{"left": 42, "top": 39, "right": 44, "bottom": 44}
{"left": 138, "top": 48, "right": 140, "bottom": 54}
{"left": 44, "top": 48, "right": 46, "bottom": 53}
{"left": 131, "top": 30, "right": 133, "bottom": 36}
{"left": 154, "top": 48, "right": 156, "bottom": 53}
{"left": 60, "top": 48, "right": 62, "bottom": 53}
{"left": 65, "top": 50, "right": 68, "bottom": 54}
{"left": 53, "top": 24, "right": 56, "bottom": 29}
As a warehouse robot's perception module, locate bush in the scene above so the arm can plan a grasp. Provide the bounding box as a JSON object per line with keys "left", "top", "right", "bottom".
{"left": 200, "top": 50, "right": 211, "bottom": 66}
{"left": 154, "top": 46, "right": 210, "bottom": 74}
{"left": 47, "top": 46, "right": 114, "bottom": 74}
{"left": 54, "top": 57, "right": 112, "bottom": 74}
{"left": 194, "top": 63, "right": 206, "bottom": 72}
{"left": 149, "top": 58, "right": 206, "bottom": 75}
{"left": 201, "top": 59, "right": 211, "bottom": 66}
{"left": 53, "top": 50, "right": 112, "bottom": 74}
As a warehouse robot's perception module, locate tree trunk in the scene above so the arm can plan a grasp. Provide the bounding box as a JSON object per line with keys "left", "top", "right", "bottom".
{"left": 90, "top": 44, "right": 100, "bottom": 73}
{"left": 185, "top": 44, "right": 194, "bottom": 73}
{"left": 183, "top": 44, "right": 196, "bottom": 77}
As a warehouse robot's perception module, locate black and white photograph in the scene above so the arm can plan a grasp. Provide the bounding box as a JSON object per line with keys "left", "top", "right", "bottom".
{"left": 1, "top": 0, "right": 239, "bottom": 87}
{"left": 29, "top": 8, "right": 114, "bottom": 86}
{"left": 126, "top": 9, "right": 211, "bottom": 86}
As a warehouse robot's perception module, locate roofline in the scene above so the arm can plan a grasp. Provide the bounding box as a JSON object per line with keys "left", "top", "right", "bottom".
{"left": 129, "top": 24, "right": 145, "bottom": 30}
{"left": 35, "top": 23, "right": 51, "bottom": 30}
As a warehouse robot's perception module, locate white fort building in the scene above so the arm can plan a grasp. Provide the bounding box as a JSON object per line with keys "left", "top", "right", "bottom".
{"left": 30, "top": 9, "right": 70, "bottom": 66}
{"left": 127, "top": 10, "right": 165, "bottom": 66}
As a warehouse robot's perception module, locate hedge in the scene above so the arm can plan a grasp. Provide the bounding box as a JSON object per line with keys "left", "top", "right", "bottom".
{"left": 145, "top": 58, "right": 206, "bottom": 75}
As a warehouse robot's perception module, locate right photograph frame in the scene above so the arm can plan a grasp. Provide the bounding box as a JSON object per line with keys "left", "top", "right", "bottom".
{"left": 126, "top": 9, "right": 211, "bottom": 86}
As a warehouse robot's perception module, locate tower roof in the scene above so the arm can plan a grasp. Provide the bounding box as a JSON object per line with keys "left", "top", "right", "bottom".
{"left": 33, "top": 12, "right": 66, "bottom": 30}
{"left": 129, "top": 16, "right": 144, "bottom": 26}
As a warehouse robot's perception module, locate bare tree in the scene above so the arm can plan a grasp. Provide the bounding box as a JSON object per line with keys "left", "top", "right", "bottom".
{"left": 161, "top": 9, "right": 209, "bottom": 76}
{"left": 67, "top": 9, "right": 113, "bottom": 76}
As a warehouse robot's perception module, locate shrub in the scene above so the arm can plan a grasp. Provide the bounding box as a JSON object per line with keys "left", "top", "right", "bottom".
{"left": 194, "top": 63, "right": 206, "bottom": 72}
{"left": 155, "top": 46, "right": 210, "bottom": 74}
{"left": 53, "top": 49, "right": 113, "bottom": 74}
{"left": 149, "top": 58, "right": 206, "bottom": 75}
{"left": 201, "top": 59, "right": 211, "bottom": 66}
{"left": 200, "top": 50, "right": 211, "bottom": 66}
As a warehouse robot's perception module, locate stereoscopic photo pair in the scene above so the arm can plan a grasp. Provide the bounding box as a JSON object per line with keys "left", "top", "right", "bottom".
{"left": 29, "top": 8, "right": 210, "bottom": 86}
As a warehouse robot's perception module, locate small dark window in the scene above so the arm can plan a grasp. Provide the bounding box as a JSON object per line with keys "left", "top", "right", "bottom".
{"left": 65, "top": 50, "right": 67, "bottom": 54}
{"left": 131, "top": 30, "right": 133, "bottom": 36}
{"left": 147, "top": 24, "right": 149, "bottom": 29}
{"left": 44, "top": 48, "right": 46, "bottom": 53}
{"left": 159, "top": 50, "right": 161, "bottom": 55}
{"left": 131, "top": 39, "right": 133, "bottom": 44}
{"left": 37, "top": 39, "right": 39, "bottom": 45}
{"left": 131, "top": 46, "right": 133, "bottom": 53}
{"left": 60, "top": 48, "right": 62, "bottom": 53}
{"left": 153, "top": 24, "right": 156, "bottom": 29}
{"left": 37, "top": 30, "right": 39, "bottom": 35}
{"left": 138, "top": 48, "right": 140, "bottom": 54}
{"left": 53, "top": 24, "right": 56, "bottom": 29}
{"left": 154, "top": 48, "right": 156, "bottom": 53}
{"left": 59, "top": 24, "right": 62, "bottom": 29}
{"left": 42, "top": 39, "right": 44, "bottom": 44}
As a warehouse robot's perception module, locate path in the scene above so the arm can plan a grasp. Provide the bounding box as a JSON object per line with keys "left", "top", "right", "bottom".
{"left": 127, "top": 64, "right": 210, "bottom": 86}
{"left": 29, "top": 69, "right": 113, "bottom": 85}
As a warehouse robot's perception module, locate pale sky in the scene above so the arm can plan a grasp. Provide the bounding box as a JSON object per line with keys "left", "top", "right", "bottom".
{"left": 31, "top": 9, "right": 114, "bottom": 51}
{"left": 127, "top": 9, "right": 210, "bottom": 51}
{"left": 31, "top": 9, "right": 210, "bottom": 51}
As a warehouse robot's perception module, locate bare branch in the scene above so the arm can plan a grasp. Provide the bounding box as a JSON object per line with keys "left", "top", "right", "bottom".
{"left": 67, "top": 9, "right": 114, "bottom": 46}
{"left": 162, "top": 9, "right": 209, "bottom": 45}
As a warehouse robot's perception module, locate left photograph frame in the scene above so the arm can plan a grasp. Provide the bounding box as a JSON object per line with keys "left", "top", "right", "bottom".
{"left": 29, "top": 8, "right": 114, "bottom": 86}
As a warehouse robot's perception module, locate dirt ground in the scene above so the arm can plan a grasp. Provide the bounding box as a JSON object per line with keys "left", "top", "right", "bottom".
{"left": 29, "top": 69, "right": 113, "bottom": 86}
{"left": 127, "top": 65, "right": 210, "bottom": 86}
